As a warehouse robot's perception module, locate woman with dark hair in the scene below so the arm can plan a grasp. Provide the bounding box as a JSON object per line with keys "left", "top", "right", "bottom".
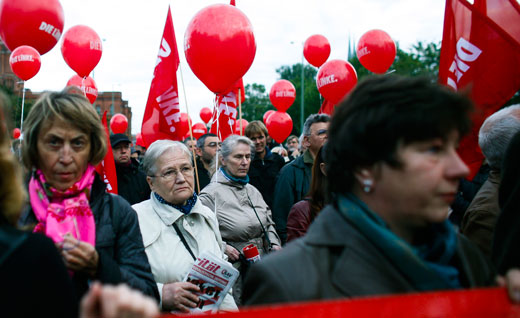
{"left": 18, "top": 89, "right": 159, "bottom": 301}
{"left": 286, "top": 146, "right": 326, "bottom": 242}
{"left": 243, "top": 75, "right": 520, "bottom": 305}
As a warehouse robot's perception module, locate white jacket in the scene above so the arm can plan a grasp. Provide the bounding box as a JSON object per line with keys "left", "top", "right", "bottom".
{"left": 133, "top": 194, "right": 237, "bottom": 311}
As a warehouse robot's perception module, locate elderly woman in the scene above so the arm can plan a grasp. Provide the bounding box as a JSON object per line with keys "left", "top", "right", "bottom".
{"left": 243, "top": 75, "right": 520, "bottom": 305}
{"left": 133, "top": 140, "right": 236, "bottom": 313}
{"left": 199, "top": 135, "right": 281, "bottom": 304}
{"left": 18, "top": 90, "right": 158, "bottom": 301}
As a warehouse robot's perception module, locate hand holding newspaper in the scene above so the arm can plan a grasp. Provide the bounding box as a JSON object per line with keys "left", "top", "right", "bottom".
{"left": 183, "top": 251, "right": 239, "bottom": 313}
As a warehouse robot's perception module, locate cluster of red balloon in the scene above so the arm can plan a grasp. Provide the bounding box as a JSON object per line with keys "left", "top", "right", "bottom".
{"left": 264, "top": 80, "right": 296, "bottom": 143}
{"left": 306, "top": 30, "right": 396, "bottom": 115}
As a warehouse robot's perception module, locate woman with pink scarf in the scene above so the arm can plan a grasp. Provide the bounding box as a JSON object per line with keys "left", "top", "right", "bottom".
{"left": 18, "top": 89, "right": 159, "bottom": 301}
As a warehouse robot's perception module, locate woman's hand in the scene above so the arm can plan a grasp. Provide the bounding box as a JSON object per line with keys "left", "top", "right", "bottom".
{"left": 496, "top": 269, "right": 520, "bottom": 303}
{"left": 80, "top": 282, "right": 159, "bottom": 318}
{"left": 161, "top": 282, "right": 200, "bottom": 313}
{"left": 225, "top": 244, "right": 240, "bottom": 262}
{"left": 271, "top": 245, "right": 282, "bottom": 252}
{"left": 58, "top": 233, "right": 99, "bottom": 277}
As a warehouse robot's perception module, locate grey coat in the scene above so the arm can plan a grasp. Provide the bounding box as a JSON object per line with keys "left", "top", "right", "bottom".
{"left": 243, "top": 204, "right": 495, "bottom": 306}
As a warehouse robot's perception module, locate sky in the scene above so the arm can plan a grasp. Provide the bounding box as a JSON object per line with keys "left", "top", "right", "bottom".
{"left": 26, "top": 0, "right": 446, "bottom": 134}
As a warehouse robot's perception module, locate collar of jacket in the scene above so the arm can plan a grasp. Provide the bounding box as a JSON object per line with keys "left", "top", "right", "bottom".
{"left": 211, "top": 168, "right": 247, "bottom": 189}
{"left": 150, "top": 192, "right": 209, "bottom": 226}
{"left": 303, "top": 203, "right": 353, "bottom": 246}
{"left": 116, "top": 158, "right": 140, "bottom": 173}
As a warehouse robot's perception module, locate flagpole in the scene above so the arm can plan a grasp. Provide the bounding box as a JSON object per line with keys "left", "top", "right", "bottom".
{"left": 238, "top": 88, "right": 243, "bottom": 136}
{"left": 179, "top": 64, "right": 201, "bottom": 194}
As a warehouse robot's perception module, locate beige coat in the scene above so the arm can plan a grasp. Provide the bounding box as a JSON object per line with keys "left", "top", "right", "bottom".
{"left": 199, "top": 169, "right": 281, "bottom": 255}
{"left": 132, "top": 194, "right": 237, "bottom": 311}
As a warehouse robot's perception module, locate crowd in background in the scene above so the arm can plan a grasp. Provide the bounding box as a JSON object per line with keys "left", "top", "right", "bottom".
{"left": 2, "top": 75, "right": 520, "bottom": 317}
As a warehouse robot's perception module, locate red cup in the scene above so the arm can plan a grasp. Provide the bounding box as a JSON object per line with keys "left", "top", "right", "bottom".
{"left": 243, "top": 244, "right": 261, "bottom": 263}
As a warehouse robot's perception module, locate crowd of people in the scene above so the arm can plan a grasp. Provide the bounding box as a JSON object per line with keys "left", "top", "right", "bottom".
{"left": 1, "top": 75, "right": 520, "bottom": 317}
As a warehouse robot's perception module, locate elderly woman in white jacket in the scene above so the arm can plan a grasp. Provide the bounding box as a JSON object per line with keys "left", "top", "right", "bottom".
{"left": 132, "top": 140, "right": 236, "bottom": 313}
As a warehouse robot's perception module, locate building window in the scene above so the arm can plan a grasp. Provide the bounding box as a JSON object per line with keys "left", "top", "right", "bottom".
{"left": 96, "top": 105, "right": 101, "bottom": 114}
{"left": 110, "top": 104, "right": 114, "bottom": 115}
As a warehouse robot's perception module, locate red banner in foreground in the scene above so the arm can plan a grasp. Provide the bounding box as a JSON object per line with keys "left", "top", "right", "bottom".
{"left": 164, "top": 288, "right": 519, "bottom": 317}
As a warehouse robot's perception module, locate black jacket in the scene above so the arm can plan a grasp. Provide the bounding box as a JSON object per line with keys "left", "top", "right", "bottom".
{"left": 116, "top": 158, "right": 151, "bottom": 205}
{"left": 195, "top": 157, "right": 212, "bottom": 193}
{"left": 19, "top": 176, "right": 160, "bottom": 301}
{"left": 271, "top": 150, "right": 313, "bottom": 243}
{"left": 243, "top": 203, "right": 495, "bottom": 306}
{"left": 248, "top": 148, "right": 285, "bottom": 210}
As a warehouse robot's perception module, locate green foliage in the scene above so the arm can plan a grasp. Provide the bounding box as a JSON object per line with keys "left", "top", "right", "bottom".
{"left": 0, "top": 84, "right": 34, "bottom": 129}
{"left": 241, "top": 83, "right": 273, "bottom": 123}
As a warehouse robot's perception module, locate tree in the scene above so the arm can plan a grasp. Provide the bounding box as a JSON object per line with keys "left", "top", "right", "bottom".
{"left": 240, "top": 83, "right": 273, "bottom": 123}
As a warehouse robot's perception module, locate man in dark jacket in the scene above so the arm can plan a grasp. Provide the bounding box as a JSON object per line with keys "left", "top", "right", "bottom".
{"left": 245, "top": 121, "right": 285, "bottom": 210}
{"left": 271, "top": 114, "right": 330, "bottom": 244}
{"left": 194, "top": 133, "right": 220, "bottom": 193}
{"left": 110, "top": 134, "right": 151, "bottom": 205}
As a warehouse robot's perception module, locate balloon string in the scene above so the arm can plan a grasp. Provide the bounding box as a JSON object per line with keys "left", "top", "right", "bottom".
{"left": 20, "top": 81, "right": 25, "bottom": 138}
{"left": 213, "top": 95, "right": 219, "bottom": 215}
{"left": 81, "top": 76, "right": 87, "bottom": 99}
{"left": 238, "top": 88, "right": 243, "bottom": 136}
{"left": 178, "top": 64, "right": 200, "bottom": 194}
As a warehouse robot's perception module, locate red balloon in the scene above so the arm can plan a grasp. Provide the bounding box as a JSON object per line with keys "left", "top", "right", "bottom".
{"left": 61, "top": 25, "right": 103, "bottom": 77}
{"left": 136, "top": 133, "right": 145, "bottom": 148}
{"left": 192, "top": 122, "right": 208, "bottom": 139}
{"left": 66, "top": 75, "right": 98, "bottom": 104}
{"left": 263, "top": 110, "right": 275, "bottom": 124}
{"left": 9, "top": 46, "right": 41, "bottom": 81}
{"left": 266, "top": 111, "right": 293, "bottom": 144}
{"left": 178, "top": 113, "right": 191, "bottom": 139}
{"left": 12, "top": 128, "right": 21, "bottom": 139}
{"left": 0, "top": 0, "right": 64, "bottom": 55}
{"left": 234, "top": 119, "right": 249, "bottom": 135}
{"left": 110, "top": 114, "right": 128, "bottom": 134}
{"left": 357, "top": 29, "right": 396, "bottom": 74}
{"left": 200, "top": 107, "right": 212, "bottom": 124}
{"left": 303, "top": 34, "right": 331, "bottom": 68}
{"left": 316, "top": 59, "right": 358, "bottom": 105}
{"left": 269, "top": 80, "right": 296, "bottom": 112}
{"left": 184, "top": 4, "right": 256, "bottom": 94}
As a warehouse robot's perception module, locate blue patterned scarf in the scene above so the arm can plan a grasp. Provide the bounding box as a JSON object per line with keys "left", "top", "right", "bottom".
{"left": 154, "top": 192, "right": 197, "bottom": 215}
{"left": 337, "top": 193, "right": 461, "bottom": 291}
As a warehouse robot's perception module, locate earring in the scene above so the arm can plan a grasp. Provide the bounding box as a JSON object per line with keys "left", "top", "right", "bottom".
{"left": 363, "top": 179, "right": 373, "bottom": 193}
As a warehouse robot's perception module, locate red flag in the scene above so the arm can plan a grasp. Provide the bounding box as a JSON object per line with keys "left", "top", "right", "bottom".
{"left": 95, "top": 111, "right": 118, "bottom": 194}
{"left": 141, "top": 6, "right": 182, "bottom": 147}
{"left": 318, "top": 99, "right": 335, "bottom": 116}
{"left": 439, "top": 0, "right": 520, "bottom": 178}
{"left": 209, "top": 79, "right": 245, "bottom": 141}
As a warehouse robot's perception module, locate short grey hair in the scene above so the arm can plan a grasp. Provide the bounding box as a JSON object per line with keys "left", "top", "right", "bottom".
{"left": 142, "top": 140, "right": 192, "bottom": 176}
{"left": 219, "top": 135, "right": 255, "bottom": 161}
{"left": 303, "top": 113, "right": 330, "bottom": 136}
{"left": 479, "top": 104, "right": 520, "bottom": 170}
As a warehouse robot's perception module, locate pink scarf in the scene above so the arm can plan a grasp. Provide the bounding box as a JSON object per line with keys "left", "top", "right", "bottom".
{"left": 29, "top": 165, "right": 96, "bottom": 246}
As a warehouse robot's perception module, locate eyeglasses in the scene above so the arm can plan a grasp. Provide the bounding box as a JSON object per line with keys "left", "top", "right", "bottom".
{"left": 314, "top": 129, "right": 328, "bottom": 137}
{"left": 151, "top": 166, "right": 194, "bottom": 181}
{"left": 205, "top": 141, "right": 222, "bottom": 148}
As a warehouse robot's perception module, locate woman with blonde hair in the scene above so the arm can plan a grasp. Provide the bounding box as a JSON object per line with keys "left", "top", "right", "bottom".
{"left": 18, "top": 89, "right": 158, "bottom": 301}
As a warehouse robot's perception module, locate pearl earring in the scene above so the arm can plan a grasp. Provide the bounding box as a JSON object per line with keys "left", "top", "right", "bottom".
{"left": 363, "top": 179, "right": 373, "bottom": 193}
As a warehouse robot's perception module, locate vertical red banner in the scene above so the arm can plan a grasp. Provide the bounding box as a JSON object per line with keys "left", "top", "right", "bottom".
{"left": 141, "top": 6, "right": 182, "bottom": 147}
{"left": 438, "top": 0, "right": 520, "bottom": 178}
{"left": 209, "top": 79, "right": 245, "bottom": 141}
{"left": 95, "top": 111, "right": 118, "bottom": 194}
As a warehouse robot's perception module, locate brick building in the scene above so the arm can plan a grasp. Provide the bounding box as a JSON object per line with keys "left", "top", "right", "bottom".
{"left": 0, "top": 41, "right": 133, "bottom": 136}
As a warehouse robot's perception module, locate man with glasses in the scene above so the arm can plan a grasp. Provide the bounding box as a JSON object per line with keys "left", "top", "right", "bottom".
{"left": 194, "top": 133, "right": 220, "bottom": 192}
{"left": 110, "top": 133, "right": 151, "bottom": 205}
{"left": 272, "top": 114, "right": 330, "bottom": 244}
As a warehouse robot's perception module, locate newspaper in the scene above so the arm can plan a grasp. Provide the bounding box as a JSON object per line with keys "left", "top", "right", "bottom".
{"left": 183, "top": 251, "right": 239, "bottom": 313}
